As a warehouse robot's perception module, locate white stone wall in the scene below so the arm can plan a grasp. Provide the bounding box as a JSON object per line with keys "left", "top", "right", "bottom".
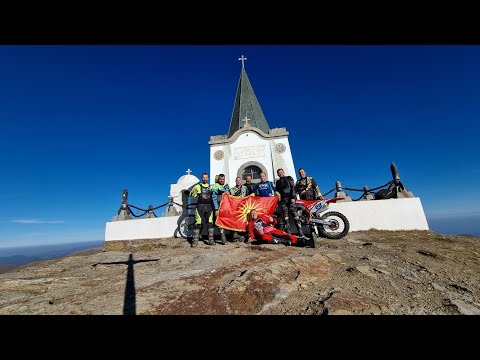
{"left": 328, "top": 197, "right": 429, "bottom": 231}
{"left": 105, "top": 216, "right": 181, "bottom": 241}
{"left": 104, "top": 197, "right": 429, "bottom": 243}
{"left": 210, "top": 131, "right": 297, "bottom": 185}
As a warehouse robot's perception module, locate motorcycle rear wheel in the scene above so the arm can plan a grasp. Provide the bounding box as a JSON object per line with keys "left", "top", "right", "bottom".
{"left": 317, "top": 211, "right": 349, "bottom": 239}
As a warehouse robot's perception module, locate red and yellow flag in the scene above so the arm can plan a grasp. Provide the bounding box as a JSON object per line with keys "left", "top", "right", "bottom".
{"left": 216, "top": 193, "right": 279, "bottom": 231}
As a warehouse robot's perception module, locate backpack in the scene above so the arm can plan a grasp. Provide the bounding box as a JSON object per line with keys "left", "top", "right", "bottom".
{"left": 375, "top": 188, "right": 396, "bottom": 200}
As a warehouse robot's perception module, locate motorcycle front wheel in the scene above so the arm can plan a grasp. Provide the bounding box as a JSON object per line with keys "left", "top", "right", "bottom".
{"left": 317, "top": 211, "right": 350, "bottom": 239}
{"left": 178, "top": 214, "right": 195, "bottom": 239}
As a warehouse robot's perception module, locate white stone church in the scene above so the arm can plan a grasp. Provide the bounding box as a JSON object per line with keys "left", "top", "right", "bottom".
{"left": 165, "top": 56, "right": 298, "bottom": 216}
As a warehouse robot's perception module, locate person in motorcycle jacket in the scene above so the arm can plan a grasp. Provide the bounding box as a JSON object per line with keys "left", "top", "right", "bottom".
{"left": 275, "top": 168, "right": 305, "bottom": 237}
{"left": 229, "top": 176, "right": 249, "bottom": 241}
{"left": 244, "top": 175, "right": 256, "bottom": 196}
{"left": 212, "top": 173, "right": 230, "bottom": 245}
{"left": 189, "top": 172, "right": 215, "bottom": 247}
{"left": 295, "top": 168, "right": 324, "bottom": 201}
{"left": 246, "top": 209, "right": 300, "bottom": 246}
{"left": 255, "top": 172, "right": 276, "bottom": 197}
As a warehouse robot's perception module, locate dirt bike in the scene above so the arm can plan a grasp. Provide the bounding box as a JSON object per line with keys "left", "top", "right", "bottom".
{"left": 293, "top": 197, "right": 350, "bottom": 244}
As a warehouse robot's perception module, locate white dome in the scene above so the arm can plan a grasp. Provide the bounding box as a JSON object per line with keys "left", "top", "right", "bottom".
{"left": 177, "top": 174, "right": 199, "bottom": 187}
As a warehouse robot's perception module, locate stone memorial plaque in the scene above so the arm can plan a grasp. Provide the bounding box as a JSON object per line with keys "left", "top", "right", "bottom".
{"left": 234, "top": 145, "right": 266, "bottom": 160}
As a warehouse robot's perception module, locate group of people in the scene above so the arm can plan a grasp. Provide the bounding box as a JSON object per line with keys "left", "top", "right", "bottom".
{"left": 189, "top": 168, "right": 323, "bottom": 248}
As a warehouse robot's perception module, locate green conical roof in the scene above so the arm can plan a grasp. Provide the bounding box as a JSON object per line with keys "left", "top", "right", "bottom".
{"left": 227, "top": 66, "right": 270, "bottom": 137}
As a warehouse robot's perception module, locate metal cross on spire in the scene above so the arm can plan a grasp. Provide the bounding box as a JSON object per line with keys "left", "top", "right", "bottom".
{"left": 242, "top": 115, "right": 251, "bottom": 127}
{"left": 238, "top": 55, "right": 247, "bottom": 68}
{"left": 186, "top": 168, "right": 192, "bottom": 175}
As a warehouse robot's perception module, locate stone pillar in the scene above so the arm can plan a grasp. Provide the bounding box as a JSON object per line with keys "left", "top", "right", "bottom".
{"left": 112, "top": 188, "right": 132, "bottom": 221}
{"left": 144, "top": 205, "right": 157, "bottom": 219}
{"left": 163, "top": 196, "right": 182, "bottom": 217}
{"left": 390, "top": 162, "right": 414, "bottom": 198}
{"left": 335, "top": 181, "right": 352, "bottom": 202}
{"left": 363, "top": 186, "right": 375, "bottom": 200}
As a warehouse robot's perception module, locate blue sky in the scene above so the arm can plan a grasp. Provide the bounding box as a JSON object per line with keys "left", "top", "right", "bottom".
{"left": 1, "top": 45, "right": 479, "bottom": 248}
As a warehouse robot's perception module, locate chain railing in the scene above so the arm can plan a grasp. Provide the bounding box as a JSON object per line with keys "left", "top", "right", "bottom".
{"left": 113, "top": 190, "right": 185, "bottom": 221}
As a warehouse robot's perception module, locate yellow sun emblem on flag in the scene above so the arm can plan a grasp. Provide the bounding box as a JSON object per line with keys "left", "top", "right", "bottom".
{"left": 236, "top": 197, "right": 264, "bottom": 225}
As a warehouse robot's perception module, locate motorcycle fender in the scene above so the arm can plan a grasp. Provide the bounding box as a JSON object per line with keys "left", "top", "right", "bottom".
{"left": 311, "top": 201, "right": 328, "bottom": 214}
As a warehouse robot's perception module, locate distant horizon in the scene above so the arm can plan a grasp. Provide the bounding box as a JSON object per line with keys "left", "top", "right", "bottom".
{"left": 0, "top": 239, "right": 104, "bottom": 267}
{"left": 0, "top": 239, "right": 103, "bottom": 251}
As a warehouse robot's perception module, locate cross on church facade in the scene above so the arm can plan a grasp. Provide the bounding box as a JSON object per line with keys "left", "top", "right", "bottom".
{"left": 242, "top": 116, "right": 251, "bottom": 127}
{"left": 238, "top": 55, "right": 247, "bottom": 67}
{"left": 186, "top": 168, "right": 192, "bottom": 175}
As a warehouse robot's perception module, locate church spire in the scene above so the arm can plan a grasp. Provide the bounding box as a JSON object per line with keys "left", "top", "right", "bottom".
{"left": 227, "top": 57, "right": 271, "bottom": 137}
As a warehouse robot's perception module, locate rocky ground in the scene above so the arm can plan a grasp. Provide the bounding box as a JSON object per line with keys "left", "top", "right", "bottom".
{"left": 0, "top": 230, "right": 479, "bottom": 315}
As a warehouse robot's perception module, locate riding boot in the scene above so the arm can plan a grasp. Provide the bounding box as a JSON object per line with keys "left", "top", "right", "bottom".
{"left": 208, "top": 226, "right": 216, "bottom": 246}
{"left": 296, "top": 222, "right": 305, "bottom": 238}
{"left": 232, "top": 231, "right": 241, "bottom": 241}
{"left": 295, "top": 235, "right": 308, "bottom": 247}
{"left": 219, "top": 228, "right": 227, "bottom": 245}
{"left": 192, "top": 227, "right": 200, "bottom": 247}
{"left": 271, "top": 235, "right": 291, "bottom": 247}
{"left": 283, "top": 217, "right": 290, "bottom": 233}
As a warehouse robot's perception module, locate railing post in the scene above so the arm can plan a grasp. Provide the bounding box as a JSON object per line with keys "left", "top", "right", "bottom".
{"left": 363, "top": 185, "right": 375, "bottom": 200}
{"left": 390, "top": 162, "right": 414, "bottom": 198}
{"left": 335, "top": 180, "right": 352, "bottom": 202}
{"left": 145, "top": 204, "right": 156, "bottom": 218}
{"left": 163, "top": 195, "right": 181, "bottom": 216}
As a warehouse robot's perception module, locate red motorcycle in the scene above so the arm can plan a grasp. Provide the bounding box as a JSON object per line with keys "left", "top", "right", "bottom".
{"left": 294, "top": 197, "right": 350, "bottom": 243}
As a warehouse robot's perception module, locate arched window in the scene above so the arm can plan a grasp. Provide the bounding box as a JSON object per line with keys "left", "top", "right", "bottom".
{"left": 242, "top": 165, "right": 262, "bottom": 181}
